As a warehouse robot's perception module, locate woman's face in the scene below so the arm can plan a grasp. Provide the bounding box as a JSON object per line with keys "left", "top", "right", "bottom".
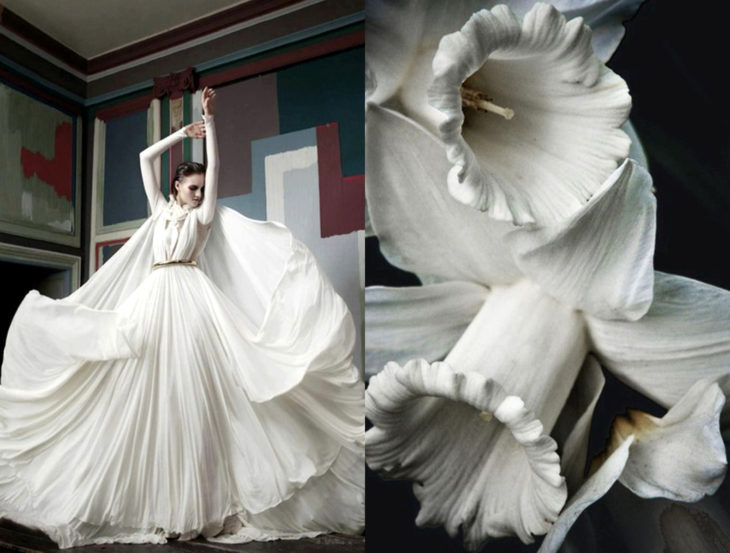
{"left": 175, "top": 173, "right": 205, "bottom": 208}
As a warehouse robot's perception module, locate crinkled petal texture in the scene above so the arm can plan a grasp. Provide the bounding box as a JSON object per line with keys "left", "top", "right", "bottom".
{"left": 507, "top": 160, "right": 656, "bottom": 321}
{"left": 604, "top": 379, "right": 727, "bottom": 502}
{"left": 366, "top": 104, "right": 521, "bottom": 284}
{"left": 365, "top": 0, "right": 642, "bottom": 106}
{"left": 551, "top": 0, "right": 644, "bottom": 61}
{"left": 429, "top": 3, "right": 631, "bottom": 223}
{"left": 587, "top": 272, "right": 730, "bottom": 407}
{"left": 366, "top": 360, "right": 566, "bottom": 549}
{"left": 540, "top": 378, "right": 726, "bottom": 552}
{"left": 364, "top": 282, "right": 489, "bottom": 378}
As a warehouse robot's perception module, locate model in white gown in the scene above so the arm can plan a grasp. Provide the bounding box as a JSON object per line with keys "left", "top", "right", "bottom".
{"left": 0, "top": 88, "right": 365, "bottom": 548}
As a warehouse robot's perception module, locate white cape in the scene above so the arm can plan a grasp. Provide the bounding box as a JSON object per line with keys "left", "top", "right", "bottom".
{"left": 0, "top": 206, "right": 365, "bottom": 548}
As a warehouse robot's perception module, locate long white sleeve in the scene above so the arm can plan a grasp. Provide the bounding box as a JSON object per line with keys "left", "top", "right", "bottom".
{"left": 198, "top": 114, "right": 219, "bottom": 226}
{"left": 139, "top": 127, "right": 186, "bottom": 214}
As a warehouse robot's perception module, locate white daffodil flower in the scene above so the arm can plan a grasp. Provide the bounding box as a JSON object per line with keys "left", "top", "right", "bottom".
{"left": 364, "top": 105, "right": 730, "bottom": 551}
{"left": 366, "top": 0, "right": 644, "bottom": 106}
{"left": 367, "top": 1, "right": 644, "bottom": 225}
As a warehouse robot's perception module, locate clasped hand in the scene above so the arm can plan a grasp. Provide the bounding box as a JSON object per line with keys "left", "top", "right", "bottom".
{"left": 183, "top": 86, "right": 217, "bottom": 138}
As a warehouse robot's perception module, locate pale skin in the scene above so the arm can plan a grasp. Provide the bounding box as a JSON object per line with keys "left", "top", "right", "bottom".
{"left": 139, "top": 86, "right": 219, "bottom": 225}
{"left": 175, "top": 86, "right": 217, "bottom": 211}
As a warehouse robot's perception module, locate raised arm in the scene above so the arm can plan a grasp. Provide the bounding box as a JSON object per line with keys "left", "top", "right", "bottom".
{"left": 139, "top": 127, "right": 185, "bottom": 214}
{"left": 198, "top": 87, "right": 218, "bottom": 226}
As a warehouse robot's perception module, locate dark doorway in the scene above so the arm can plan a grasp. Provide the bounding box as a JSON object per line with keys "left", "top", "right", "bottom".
{"left": 0, "top": 260, "right": 71, "bottom": 371}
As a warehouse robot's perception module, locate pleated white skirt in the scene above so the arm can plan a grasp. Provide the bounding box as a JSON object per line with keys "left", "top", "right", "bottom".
{"left": 0, "top": 264, "right": 364, "bottom": 548}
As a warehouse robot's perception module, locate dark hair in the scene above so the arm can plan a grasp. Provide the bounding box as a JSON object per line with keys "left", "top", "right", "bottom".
{"left": 170, "top": 161, "right": 205, "bottom": 197}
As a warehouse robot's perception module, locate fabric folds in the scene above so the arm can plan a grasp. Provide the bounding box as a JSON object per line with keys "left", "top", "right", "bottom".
{"left": 0, "top": 205, "right": 364, "bottom": 548}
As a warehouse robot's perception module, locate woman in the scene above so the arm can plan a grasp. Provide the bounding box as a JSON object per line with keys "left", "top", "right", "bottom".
{"left": 0, "top": 87, "right": 364, "bottom": 548}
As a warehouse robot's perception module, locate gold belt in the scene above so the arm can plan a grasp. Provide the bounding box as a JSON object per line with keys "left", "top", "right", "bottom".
{"left": 152, "top": 259, "right": 198, "bottom": 269}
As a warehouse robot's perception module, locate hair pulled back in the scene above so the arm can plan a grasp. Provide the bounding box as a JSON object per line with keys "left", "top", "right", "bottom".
{"left": 171, "top": 161, "right": 205, "bottom": 197}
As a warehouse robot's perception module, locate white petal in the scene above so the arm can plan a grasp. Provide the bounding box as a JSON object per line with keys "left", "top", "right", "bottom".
{"left": 588, "top": 272, "right": 730, "bottom": 407}
{"left": 538, "top": 436, "right": 634, "bottom": 553}
{"left": 366, "top": 359, "right": 566, "bottom": 548}
{"left": 612, "top": 380, "right": 727, "bottom": 502}
{"left": 429, "top": 3, "right": 631, "bottom": 224}
{"left": 624, "top": 120, "right": 648, "bottom": 169}
{"left": 366, "top": 104, "right": 521, "bottom": 284}
{"left": 507, "top": 160, "right": 656, "bottom": 321}
{"left": 365, "top": 282, "right": 489, "bottom": 379}
{"left": 366, "top": 0, "right": 641, "bottom": 107}
{"left": 551, "top": 355, "right": 605, "bottom": 493}
{"left": 445, "top": 278, "right": 589, "bottom": 432}
{"left": 551, "top": 0, "right": 645, "bottom": 61}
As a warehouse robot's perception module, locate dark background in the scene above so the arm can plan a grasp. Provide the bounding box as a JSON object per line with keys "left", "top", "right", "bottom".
{"left": 364, "top": 0, "right": 730, "bottom": 551}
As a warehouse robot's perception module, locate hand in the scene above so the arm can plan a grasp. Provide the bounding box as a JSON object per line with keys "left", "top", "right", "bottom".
{"left": 202, "top": 86, "right": 216, "bottom": 116}
{"left": 183, "top": 121, "right": 206, "bottom": 138}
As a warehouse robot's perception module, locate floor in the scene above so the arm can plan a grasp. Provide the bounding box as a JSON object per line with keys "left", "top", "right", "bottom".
{"left": 0, "top": 520, "right": 364, "bottom": 553}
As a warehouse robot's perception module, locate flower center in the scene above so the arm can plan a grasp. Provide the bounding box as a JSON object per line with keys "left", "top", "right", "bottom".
{"left": 461, "top": 86, "right": 514, "bottom": 120}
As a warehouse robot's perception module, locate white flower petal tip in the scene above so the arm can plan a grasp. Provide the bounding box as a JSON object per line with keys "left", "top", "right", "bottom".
{"left": 507, "top": 159, "right": 656, "bottom": 321}
{"left": 428, "top": 2, "right": 631, "bottom": 225}
{"left": 599, "top": 380, "right": 727, "bottom": 503}
{"left": 587, "top": 272, "right": 730, "bottom": 408}
{"left": 364, "top": 282, "right": 489, "bottom": 379}
{"left": 537, "top": 436, "right": 634, "bottom": 553}
{"left": 365, "top": 359, "right": 567, "bottom": 548}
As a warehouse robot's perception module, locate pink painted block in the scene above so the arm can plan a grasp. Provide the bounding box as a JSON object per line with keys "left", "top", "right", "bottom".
{"left": 316, "top": 123, "right": 364, "bottom": 237}
{"left": 20, "top": 121, "right": 73, "bottom": 201}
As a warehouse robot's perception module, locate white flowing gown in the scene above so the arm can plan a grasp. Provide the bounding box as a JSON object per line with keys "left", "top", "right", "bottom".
{"left": 0, "top": 116, "right": 365, "bottom": 548}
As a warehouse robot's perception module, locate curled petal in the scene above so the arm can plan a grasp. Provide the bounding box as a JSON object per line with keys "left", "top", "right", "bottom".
{"left": 605, "top": 380, "right": 727, "bottom": 502}
{"left": 552, "top": 0, "right": 645, "bottom": 61}
{"left": 366, "top": 104, "right": 521, "bottom": 284}
{"left": 364, "top": 282, "right": 489, "bottom": 378}
{"left": 366, "top": 0, "right": 642, "bottom": 107}
{"left": 587, "top": 272, "right": 730, "bottom": 407}
{"left": 366, "top": 359, "right": 566, "bottom": 548}
{"left": 551, "top": 355, "right": 605, "bottom": 493}
{"left": 538, "top": 436, "right": 634, "bottom": 553}
{"left": 624, "top": 120, "right": 648, "bottom": 168}
{"left": 507, "top": 160, "right": 655, "bottom": 321}
{"left": 429, "top": 3, "right": 631, "bottom": 224}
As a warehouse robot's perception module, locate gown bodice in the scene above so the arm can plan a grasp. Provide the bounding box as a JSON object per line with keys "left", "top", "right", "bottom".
{"left": 152, "top": 200, "right": 210, "bottom": 264}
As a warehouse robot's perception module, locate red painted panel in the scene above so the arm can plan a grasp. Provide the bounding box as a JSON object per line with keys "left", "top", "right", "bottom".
{"left": 316, "top": 123, "right": 364, "bottom": 237}
{"left": 95, "top": 237, "right": 129, "bottom": 270}
{"left": 20, "top": 121, "right": 73, "bottom": 201}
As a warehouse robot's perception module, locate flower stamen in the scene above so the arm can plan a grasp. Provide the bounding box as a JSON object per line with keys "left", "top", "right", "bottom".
{"left": 461, "top": 86, "right": 514, "bottom": 120}
{"left": 479, "top": 410, "right": 493, "bottom": 422}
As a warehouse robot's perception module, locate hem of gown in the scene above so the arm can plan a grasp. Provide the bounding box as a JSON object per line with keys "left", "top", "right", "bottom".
{"left": 1, "top": 505, "right": 336, "bottom": 549}
{"left": 0, "top": 506, "right": 238, "bottom": 549}
{"left": 0, "top": 445, "right": 352, "bottom": 549}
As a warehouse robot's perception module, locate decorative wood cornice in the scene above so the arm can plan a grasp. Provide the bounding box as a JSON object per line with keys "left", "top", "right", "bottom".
{"left": 153, "top": 67, "right": 196, "bottom": 100}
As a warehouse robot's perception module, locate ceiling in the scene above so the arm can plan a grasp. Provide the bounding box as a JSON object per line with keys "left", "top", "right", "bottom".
{"left": 0, "top": 0, "right": 252, "bottom": 58}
